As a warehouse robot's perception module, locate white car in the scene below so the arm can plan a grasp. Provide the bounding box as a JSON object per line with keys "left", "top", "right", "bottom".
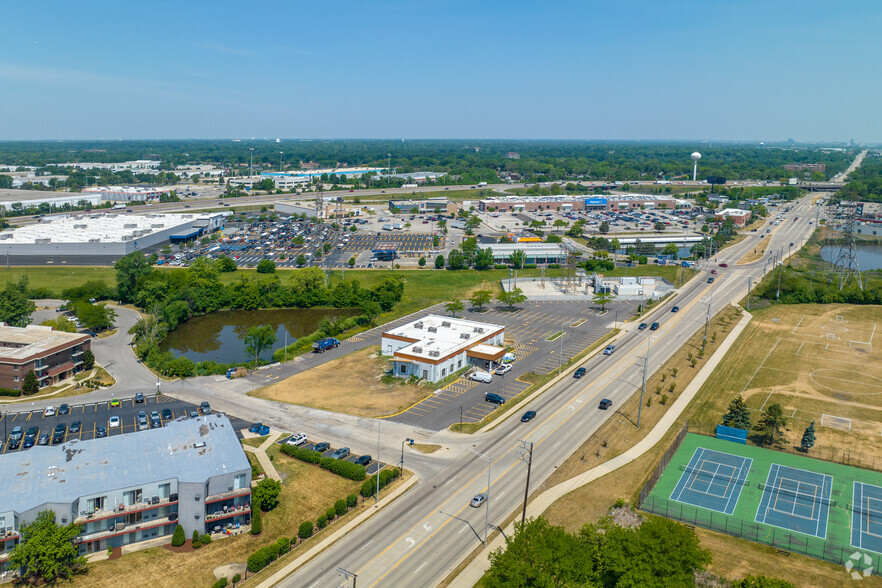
{"left": 108, "top": 416, "right": 121, "bottom": 428}
{"left": 470, "top": 371, "right": 493, "bottom": 383}
{"left": 43, "top": 406, "right": 57, "bottom": 417}
{"left": 494, "top": 364, "right": 512, "bottom": 375}
{"left": 286, "top": 433, "right": 307, "bottom": 446}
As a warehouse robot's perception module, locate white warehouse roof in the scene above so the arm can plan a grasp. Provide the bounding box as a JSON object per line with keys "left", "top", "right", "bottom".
{"left": 384, "top": 315, "right": 504, "bottom": 362}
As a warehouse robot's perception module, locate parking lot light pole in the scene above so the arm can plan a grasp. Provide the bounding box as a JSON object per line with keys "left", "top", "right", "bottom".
{"left": 400, "top": 438, "right": 413, "bottom": 472}
{"left": 464, "top": 445, "right": 491, "bottom": 544}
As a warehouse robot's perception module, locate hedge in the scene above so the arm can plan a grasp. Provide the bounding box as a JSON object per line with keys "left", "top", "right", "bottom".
{"left": 493, "top": 264, "right": 508, "bottom": 269}
{"left": 251, "top": 506, "right": 262, "bottom": 535}
{"left": 0, "top": 388, "right": 22, "bottom": 397}
{"left": 276, "top": 536, "right": 290, "bottom": 555}
{"left": 335, "top": 499, "right": 348, "bottom": 516}
{"left": 325, "top": 507, "right": 336, "bottom": 522}
{"left": 360, "top": 468, "right": 400, "bottom": 497}
{"left": 200, "top": 533, "right": 212, "bottom": 545}
{"left": 317, "top": 515, "right": 328, "bottom": 529}
{"left": 298, "top": 521, "right": 314, "bottom": 539}
{"left": 192, "top": 529, "right": 201, "bottom": 549}
{"left": 281, "top": 445, "right": 366, "bottom": 480}
{"left": 346, "top": 494, "right": 358, "bottom": 508}
{"left": 212, "top": 578, "right": 228, "bottom": 588}
{"left": 247, "top": 543, "right": 280, "bottom": 573}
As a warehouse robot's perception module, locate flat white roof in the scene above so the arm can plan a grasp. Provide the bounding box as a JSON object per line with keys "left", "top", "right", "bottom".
{"left": 0, "top": 324, "right": 89, "bottom": 361}
{"left": 82, "top": 186, "right": 173, "bottom": 194}
{"left": 0, "top": 213, "right": 222, "bottom": 245}
{"left": 482, "top": 243, "right": 566, "bottom": 255}
{"left": 385, "top": 315, "right": 504, "bottom": 361}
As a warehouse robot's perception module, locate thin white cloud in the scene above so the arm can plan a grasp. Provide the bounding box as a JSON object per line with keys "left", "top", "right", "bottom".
{"left": 196, "top": 42, "right": 255, "bottom": 58}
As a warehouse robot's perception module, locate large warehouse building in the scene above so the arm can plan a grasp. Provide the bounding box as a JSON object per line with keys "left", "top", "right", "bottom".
{"left": 0, "top": 212, "right": 226, "bottom": 265}
{"left": 0, "top": 189, "right": 103, "bottom": 211}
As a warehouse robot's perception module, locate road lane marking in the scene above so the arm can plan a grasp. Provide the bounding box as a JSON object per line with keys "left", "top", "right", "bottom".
{"left": 414, "top": 562, "right": 427, "bottom": 574}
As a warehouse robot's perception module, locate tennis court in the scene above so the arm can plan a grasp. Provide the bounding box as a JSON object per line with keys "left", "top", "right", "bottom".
{"left": 852, "top": 482, "right": 882, "bottom": 553}
{"left": 670, "top": 448, "right": 751, "bottom": 515}
{"left": 755, "top": 464, "right": 832, "bottom": 539}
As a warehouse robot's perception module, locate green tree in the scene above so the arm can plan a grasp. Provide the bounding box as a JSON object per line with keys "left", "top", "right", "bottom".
{"left": 81, "top": 349, "right": 95, "bottom": 370}
{"left": 722, "top": 395, "right": 751, "bottom": 430}
{"left": 296, "top": 254, "right": 307, "bottom": 266}
{"left": 243, "top": 325, "right": 277, "bottom": 365}
{"left": 418, "top": 256, "right": 426, "bottom": 268}
{"left": 216, "top": 256, "right": 238, "bottom": 272}
{"left": 171, "top": 524, "right": 186, "bottom": 547}
{"left": 496, "top": 288, "right": 527, "bottom": 310}
{"left": 474, "top": 247, "right": 493, "bottom": 270}
{"left": 256, "top": 259, "right": 276, "bottom": 274}
{"left": 359, "top": 299, "right": 382, "bottom": 326}
{"left": 9, "top": 510, "right": 87, "bottom": 584}
{"left": 348, "top": 257, "right": 355, "bottom": 267}
{"left": 800, "top": 421, "right": 816, "bottom": 452}
{"left": 250, "top": 505, "right": 262, "bottom": 535}
{"left": 55, "top": 315, "right": 78, "bottom": 332}
{"left": 469, "top": 289, "right": 492, "bottom": 311}
{"left": 22, "top": 370, "right": 39, "bottom": 395}
{"left": 753, "top": 403, "right": 787, "bottom": 446}
{"left": 592, "top": 291, "right": 614, "bottom": 311}
{"left": 610, "top": 238, "right": 621, "bottom": 264}
{"left": 654, "top": 221, "right": 666, "bottom": 232}
{"left": 252, "top": 478, "right": 281, "bottom": 511}
{"left": 298, "top": 521, "right": 314, "bottom": 540}
{"left": 434, "top": 255, "right": 445, "bottom": 269}
{"left": 599, "top": 221, "right": 610, "bottom": 234}
{"left": 73, "top": 302, "right": 117, "bottom": 331}
{"left": 0, "top": 277, "right": 36, "bottom": 327}
{"left": 445, "top": 299, "right": 464, "bottom": 317}
{"left": 192, "top": 529, "right": 201, "bottom": 549}
{"left": 508, "top": 249, "right": 526, "bottom": 269}
{"left": 115, "top": 252, "right": 154, "bottom": 303}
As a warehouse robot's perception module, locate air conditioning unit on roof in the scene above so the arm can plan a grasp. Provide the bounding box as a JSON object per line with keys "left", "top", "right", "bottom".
{"left": 460, "top": 333, "right": 470, "bottom": 339}
{"left": 427, "top": 326, "right": 437, "bottom": 333}
{"left": 441, "top": 321, "right": 451, "bottom": 327}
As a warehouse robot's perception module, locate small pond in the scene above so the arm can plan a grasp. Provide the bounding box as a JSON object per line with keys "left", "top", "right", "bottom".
{"left": 159, "top": 307, "right": 360, "bottom": 364}
{"left": 821, "top": 244, "right": 882, "bottom": 271}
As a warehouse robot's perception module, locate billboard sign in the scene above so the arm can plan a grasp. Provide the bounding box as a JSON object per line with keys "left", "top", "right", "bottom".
{"left": 585, "top": 198, "right": 607, "bottom": 206}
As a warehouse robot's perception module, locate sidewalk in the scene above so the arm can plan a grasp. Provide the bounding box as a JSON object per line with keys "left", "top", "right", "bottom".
{"left": 450, "top": 307, "right": 753, "bottom": 587}
{"left": 241, "top": 430, "right": 283, "bottom": 481}
{"left": 257, "top": 474, "right": 419, "bottom": 588}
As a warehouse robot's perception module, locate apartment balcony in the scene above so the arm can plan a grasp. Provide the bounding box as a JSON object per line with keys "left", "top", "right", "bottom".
{"left": 75, "top": 497, "right": 178, "bottom": 525}
{"left": 205, "top": 488, "right": 250, "bottom": 505}
{"left": 205, "top": 504, "right": 251, "bottom": 522}
{"left": 0, "top": 530, "right": 19, "bottom": 544}
{"left": 74, "top": 515, "right": 175, "bottom": 544}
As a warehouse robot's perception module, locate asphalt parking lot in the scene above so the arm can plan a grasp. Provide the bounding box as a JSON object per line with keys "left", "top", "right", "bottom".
{"left": 0, "top": 394, "right": 251, "bottom": 453}
{"left": 388, "top": 299, "right": 636, "bottom": 430}
{"left": 276, "top": 435, "right": 388, "bottom": 475}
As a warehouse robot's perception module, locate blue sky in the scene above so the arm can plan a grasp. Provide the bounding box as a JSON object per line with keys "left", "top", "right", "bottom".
{"left": 0, "top": 0, "right": 878, "bottom": 141}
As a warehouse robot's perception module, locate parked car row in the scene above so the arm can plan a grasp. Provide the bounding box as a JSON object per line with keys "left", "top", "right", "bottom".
{"left": 280, "top": 431, "right": 373, "bottom": 467}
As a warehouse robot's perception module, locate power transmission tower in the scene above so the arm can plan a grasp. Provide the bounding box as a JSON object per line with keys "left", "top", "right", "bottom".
{"left": 313, "top": 177, "right": 324, "bottom": 220}
{"left": 833, "top": 197, "right": 862, "bottom": 290}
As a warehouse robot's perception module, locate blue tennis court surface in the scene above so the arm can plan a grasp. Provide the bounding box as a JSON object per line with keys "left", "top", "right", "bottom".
{"left": 669, "top": 447, "right": 752, "bottom": 515}
{"left": 851, "top": 482, "right": 882, "bottom": 554}
{"left": 755, "top": 464, "right": 832, "bottom": 539}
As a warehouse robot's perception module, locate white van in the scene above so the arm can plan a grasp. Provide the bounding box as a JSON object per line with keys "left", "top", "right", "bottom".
{"left": 470, "top": 371, "right": 493, "bottom": 383}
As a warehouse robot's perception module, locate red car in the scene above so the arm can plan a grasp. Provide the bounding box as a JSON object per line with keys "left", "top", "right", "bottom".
{"left": 711, "top": 269, "right": 717, "bottom": 274}
{"left": 719, "top": 263, "right": 728, "bottom": 268}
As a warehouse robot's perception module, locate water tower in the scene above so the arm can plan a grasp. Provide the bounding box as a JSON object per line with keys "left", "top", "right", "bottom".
{"left": 691, "top": 152, "right": 701, "bottom": 181}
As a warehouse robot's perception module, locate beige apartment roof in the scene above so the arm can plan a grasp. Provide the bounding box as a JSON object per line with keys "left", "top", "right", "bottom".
{"left": 0, "top": 324, "right": 89, "bottom": 362}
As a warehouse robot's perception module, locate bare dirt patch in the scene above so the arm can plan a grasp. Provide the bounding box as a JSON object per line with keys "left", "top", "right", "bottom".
{"left": 250, "top": 345, "right": 431, "bottom": 417}
{"left": 737, "top": 234, "right": 772, "bottom": 264}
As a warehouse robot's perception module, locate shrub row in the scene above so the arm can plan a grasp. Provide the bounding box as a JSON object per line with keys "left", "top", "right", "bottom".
{"left": 247, "top": 543, "right": 280, "bottom": 573}
{"left": 280, "top": 445, "right": 366, "bottom": 481}
{"left": 360, "top": 468, "right": 401, "bottom": 498}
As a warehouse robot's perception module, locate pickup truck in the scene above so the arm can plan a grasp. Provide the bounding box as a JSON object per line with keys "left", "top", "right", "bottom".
{"left": 313, "top": 337, "right": 340, "bottom": 353}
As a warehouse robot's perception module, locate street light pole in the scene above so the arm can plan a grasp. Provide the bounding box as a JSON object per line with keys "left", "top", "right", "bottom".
{"left": 464, "top": 446, "right": 492, "bottom": 544}
{"left": 400, "top": 438, "right": 413, "bottom": 472}
{"left": 516, "top": 440, "right": 533, "bottom": 526}
{"left": 375, "top": 420, "right": 381, "bottom": 502}
{"left": 336, "top": 567, "right": 357, "bottom": 588}
{"left": 637, "top": 335, "right": 651, "bottom": 428}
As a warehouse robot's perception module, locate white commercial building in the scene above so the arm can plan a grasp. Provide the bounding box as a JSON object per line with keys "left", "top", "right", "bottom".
{"left": 82, "top": 186, "right": 175, "bottom": 202}
{"left": 381, "top": 315, "right": 505, "bottom": 382}
{"left": 481, "top": 243, "right": 568, "bottom": 265}
{"left": 0, "top": 212, "right": 226, "bottom": 262}
{"left": 0, "top": 189, "right": 102, "bottom": 211}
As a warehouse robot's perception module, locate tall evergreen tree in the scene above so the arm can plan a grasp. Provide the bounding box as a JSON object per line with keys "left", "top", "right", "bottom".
{"left": 722, "top": 395, "right": 752, "bottom": 430}
{"left": 801, "top": 421, "right": 816, "bottom": 452}
{"left": 753, "top": 403, "right": 787, "bottom": 446}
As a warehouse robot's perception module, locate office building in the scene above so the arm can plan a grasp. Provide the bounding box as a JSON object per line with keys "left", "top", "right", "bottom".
{"left": 0, "top": 324, "right": 91, "bottom": 390}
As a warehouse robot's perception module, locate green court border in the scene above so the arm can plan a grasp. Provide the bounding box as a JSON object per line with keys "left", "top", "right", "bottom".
{"left": 642, "top": 433, "right": 882, "bottom": 571}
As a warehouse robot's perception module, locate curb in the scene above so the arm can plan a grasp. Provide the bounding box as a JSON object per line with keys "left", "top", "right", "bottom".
{"left": 257, "top": 474, "right": 419, "bottom": 588}
{"left": 449, "top": 306, "right": 753, "bottom": 587}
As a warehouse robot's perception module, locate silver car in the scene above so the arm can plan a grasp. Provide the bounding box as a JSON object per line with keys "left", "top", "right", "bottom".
{"left": 470, "top": 493, "right": 487, "bottom": 508}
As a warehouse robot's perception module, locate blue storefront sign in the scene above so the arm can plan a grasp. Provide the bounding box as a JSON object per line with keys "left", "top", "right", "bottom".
{"left": 585, "top": 198, "right": 607, "bottom": 206}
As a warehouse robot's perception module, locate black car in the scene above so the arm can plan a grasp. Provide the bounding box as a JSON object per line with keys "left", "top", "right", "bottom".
{"left": 162, "top": 408, "right": 173, "bottom": 421}
{"left": 200, "top": 401, "right": 212, "bottom": 415}
{"left": 135, "top": 392, "right": 145, "bottom": 403}
{"left": 355, "top": 455, "right": 372, "bottom": 466}
{"left": 8, "top": 438, "right": 21, "bottom": 450}
{"left": 313, "top": 442, "right": 330, "bottom": 453}
{"left": 52, "top": 423, "right": 67, "bottom": 444}
{"left": 484, "top": 392, "right": 506, "bottom": 405}
{"left": 96, "top": 426, "right": 108, "bottom": 438}
{"left": 23, "top": 436, "right": 35, "bottom": 449}
{"left": 25, "top": 426, "right": 38, "bottom": 440}
{"left": 650, "top": 322, "right": 660, "bottom": 330}
{"left": 574, "top": 367, "right": 587, "bottom": 379}
{"left": 59, "top": 404, "right": 70, "bottom": 415}
{"left": 707, "top": 277, "right": 715, "bottom": 283}
{"left": 598, "top": 399, "right": 613, "bottom": 410}
{"left": 638, "top": 323, "right": 648, "bottom": 331}
{"left": 70, "top": 421, "right": 81, "bottom": 434}
{"left": 521, "top": 410, "right": 537, "bottom": 422}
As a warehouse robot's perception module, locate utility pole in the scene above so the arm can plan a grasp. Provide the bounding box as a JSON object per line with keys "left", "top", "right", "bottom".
{"left": 702, "top": 293, "right": 712, "bottom": 354}
{"left": 637, "top": 335, "right": 651, "bottom": 428}
{"left": 249, "top": 147, "right": 254, "bottom": 179}
{"left": 746, "top": 277, "right": 752, "bottom": 311}
{"left": 375, "top": 420, "right": 381, "bottom": 502}
{"left": 516, "top": 440, "right": 534, "bottom": 526}
{"left": 558, "top": 320, "right": 565, "bottom": 375}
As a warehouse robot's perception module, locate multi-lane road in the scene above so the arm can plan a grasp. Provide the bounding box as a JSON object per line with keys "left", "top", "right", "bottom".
{"left": 267, "top": 195, "right": 821, "bottom": 588}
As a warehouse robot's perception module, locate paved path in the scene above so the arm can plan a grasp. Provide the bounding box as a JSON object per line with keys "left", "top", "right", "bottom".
{"left": 449, "top": 308, "right": 753, "bottom": 587}
{"left": 241, "top": 430, "right": 283, "bottom": 481}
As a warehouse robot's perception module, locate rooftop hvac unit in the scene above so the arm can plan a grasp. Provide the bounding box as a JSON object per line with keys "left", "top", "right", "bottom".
{"left": 73, "top": 224, "right": 87, "bottom": 229}
{"left": 0, "top": 234, "right": 11, "bottom": 240}
{"left": 124, "top": 224, "right": 137, "bottom": 229}
{"left": 429, "top": 350, "right": 440, "bottom": 357}
{"left": 427, "top": 326, "right": 437, "bottom": 333}
{"left": 473, "top": 327, "right": 484, "bottom": 333}
{"left": 414, "top": 321, "right": 423, "bottom": 329}
{"left": 151, "top": 224, "right": 165, "bottom": 228}
{"left": 88, "top": 238, "right": 101, "bottom": 243}
{"left": 35, "top": 238, "right": 51, "bottom": 244}
{"left": 412, "top": 346, "right": 423, "bottom": 353}
{"left": 460, "top": 333, "right": 470, "bottom": 339}
{"left": 441, "top": 321, "right": 451, "bottom": 327}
